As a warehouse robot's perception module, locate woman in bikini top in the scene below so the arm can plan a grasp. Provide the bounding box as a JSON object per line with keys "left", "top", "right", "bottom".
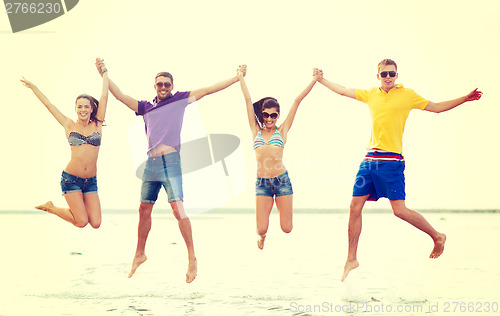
{"left": 237, "top": 65, "right": 322, "bottom": 250}
{"left": 21, "top": 58, "right": 109, "bottom": 229}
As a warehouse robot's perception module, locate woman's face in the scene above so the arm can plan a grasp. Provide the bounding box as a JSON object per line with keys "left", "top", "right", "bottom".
{"left": 262, "top": 107, "right": 279, "bottom": 127}
{"left": 75, "top": 98, "right": 92, "bottom": 122}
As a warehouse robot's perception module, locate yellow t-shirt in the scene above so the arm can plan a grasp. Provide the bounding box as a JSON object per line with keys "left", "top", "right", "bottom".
{"left": 355, "top": 84, "right": 428, "bottom": 154}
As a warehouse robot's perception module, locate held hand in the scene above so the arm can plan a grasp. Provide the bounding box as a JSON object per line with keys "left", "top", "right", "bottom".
{"left": 95, "top": 58, "right": 107, "bottom": 76}
{"left": 20, "top": 76, "right": 36, "bottom": 89}
{"left": 313, "top": 68, "right": 323, "bottom": 81}
{"left": 237, "top": 64, "right": 247, "bottom": 79}
{"left": 465, "top": 88, "right": 483, "bottom": 102}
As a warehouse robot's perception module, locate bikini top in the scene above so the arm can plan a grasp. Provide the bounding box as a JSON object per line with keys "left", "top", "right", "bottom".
{"left": 68, "top": 122, "right": 101, "bottom": 147}
{"left": 253, "top": 127, "right": 284, "bottom": 149}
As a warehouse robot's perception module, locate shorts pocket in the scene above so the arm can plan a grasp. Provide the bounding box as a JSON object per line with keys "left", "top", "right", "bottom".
{"left": 255, "top": 178, "right": 263, "bottom": 186}
{"left": 61, "top": 174, "right": 76, "bottom": 184}
{"left": 276, "top": 173, "right": 291, "bottom": 185}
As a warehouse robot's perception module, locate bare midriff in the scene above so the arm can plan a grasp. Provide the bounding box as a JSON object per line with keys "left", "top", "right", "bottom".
{"left": 148, "top": 143, "right": 177, "bottom": 157}
{"left": 255, "top": 145, "right": 286, "bottom": 178}
{"left": 65, "top": 146, "right": 99, "bottom": 178}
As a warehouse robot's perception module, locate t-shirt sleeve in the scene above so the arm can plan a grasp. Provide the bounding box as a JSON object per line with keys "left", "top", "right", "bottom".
{"left": 136, "top": 100, "right": 149, "bottom": 116}
{"left": 409, "top": 89, "right": 429, "bottom": 110}
{"left": 180, "top": 91, "right": 192, "bottom": 107}
{"left": 355, "top": 88, "right": 370, "bottom": 103}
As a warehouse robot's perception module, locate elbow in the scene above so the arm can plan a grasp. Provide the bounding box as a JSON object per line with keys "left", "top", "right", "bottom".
{"left": 197, "top": 88, "right": 211, "bottom": 100}
{"left": 205, "top": 87, "right": 215, "bottom": 96}
{"left": 339, "top": 89, "right": 351, "bottom": 97}
{"left": 433, "top": 106, "right": 447, "bottom": 114}
{"left": 116, "top": 94, "right": 128, "bottom": 103}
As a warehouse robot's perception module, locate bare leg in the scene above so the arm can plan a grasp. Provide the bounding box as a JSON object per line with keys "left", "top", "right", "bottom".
{"left": 128, "top": 202, "right": 153, "bottom": 278}
{"left": 256, "top": 196, "right": 274, "bottom": 250}
{"left": 390, "top": 200, "right": 446, "bottom": 258}
{"left": 171, "top": 201, "right": 197, "bottom": 283}
{"left": 275, "top": 195, "right": 293, "bottom": 233}
{"left": 83, "top": 193, "right": 102, "bottom": 229}
{"left": 36, "top": 192, "right": 89, "bottom": 228}
{"left": 342, "top": 195, "right": 370, "bottom": 282}
{"left": 36, "top": 201, "right": 75, "bottom": 223}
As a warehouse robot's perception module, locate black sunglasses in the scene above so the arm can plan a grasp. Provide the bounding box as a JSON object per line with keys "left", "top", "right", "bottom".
{"left": 156, "top": 82, "right": 172, "bottom": 88}
{"left": 262, "top": 112, "right": 278, "bottom": 119}
{"left": 380, "top": 71, "right": 397, "bottom": 78}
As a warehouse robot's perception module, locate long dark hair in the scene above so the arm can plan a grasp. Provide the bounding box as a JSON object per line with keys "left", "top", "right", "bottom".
{"left": 76, "top": 94, "right": 104, "bottom": 125}
{"left": 253, "top": 97, "right": 280, "bottom": 128}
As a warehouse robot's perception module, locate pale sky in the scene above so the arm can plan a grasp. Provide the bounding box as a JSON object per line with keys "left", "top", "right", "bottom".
{"left": 1, "top": 0, "right": 499, "bottom": 212}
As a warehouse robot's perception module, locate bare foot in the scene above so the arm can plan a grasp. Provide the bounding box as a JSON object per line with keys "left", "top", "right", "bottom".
{"left": 186, "top": 258, "right": 197, "bottom": 283}
{"left": 35, "top": 201, "right": 54, "bottom": 212}
{"left": 430, "top": 233, "right": 446, "bottom": 259}
{"left": 128, "top": 254, "right": 147, "bottom": 278}
{"left": 341, "top": 259, "right": 359, "bottom": 282}
{"left": 257, "top": 234, "right": 266, "bottom": 250}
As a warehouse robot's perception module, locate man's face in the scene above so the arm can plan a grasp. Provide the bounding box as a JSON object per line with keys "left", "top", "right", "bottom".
{"left": 155, "top": 76, "right": 173, "bottom": 100}
{"left": 377, "top": 64, "right": 398, "bottom": 91}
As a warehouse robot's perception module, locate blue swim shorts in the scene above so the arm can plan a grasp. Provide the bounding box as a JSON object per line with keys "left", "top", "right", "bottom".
{"left": 140, "top": 151, "right": 183, "bottom": 204}
{"left": 352, "top": 152, "right": 406, "bottom": 201}
{"left": 256, "top": 171, "right": 293, "bottom": 197}
{"left": 60, "top": 170, "right": 98, "bottom": 195}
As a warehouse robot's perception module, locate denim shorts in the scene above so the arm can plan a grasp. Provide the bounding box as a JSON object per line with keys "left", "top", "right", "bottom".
{"left": 140, "top": 151, "right": 183, "bottom": 204}
{"left": 60, "top": 171, "right": 98, "bottom": 195}
{"left": 352, "top": 157, "right": 406, "bottom": 201}
{"left": 256, "top": 171, "right": 293, "bottom": 197}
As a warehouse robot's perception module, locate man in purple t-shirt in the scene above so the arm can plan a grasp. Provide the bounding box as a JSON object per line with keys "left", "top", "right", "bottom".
{"left": 97, "top": 60, "right": 244, "bottom": 283}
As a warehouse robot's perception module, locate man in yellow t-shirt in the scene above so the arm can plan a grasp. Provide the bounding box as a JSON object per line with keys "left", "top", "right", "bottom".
{"left": 317, "top": 59, "right": 483, "bottom": 282}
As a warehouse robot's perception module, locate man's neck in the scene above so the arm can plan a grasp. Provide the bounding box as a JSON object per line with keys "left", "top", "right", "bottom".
{"left": 380, "top": 85, "right": 399, "bottom": 93}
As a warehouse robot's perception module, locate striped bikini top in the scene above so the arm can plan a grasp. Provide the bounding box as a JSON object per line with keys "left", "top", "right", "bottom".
{"left": 253, "top": 127, "right": 284, "bottom": 149}
{"left": 68, "top": 122, "right": 101, "bottom": 147}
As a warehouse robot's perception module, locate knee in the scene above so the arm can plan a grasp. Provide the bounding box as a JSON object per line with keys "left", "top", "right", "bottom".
{"left": 172, "top": 209, "right": 183, "bottom": 220}
{"left": 392, "top": 206, "right": 406, "bottom": 219}
{"left": 280, "top": 219, "right": 293, "bottom": 233}
{"left": 74, "top": 218, "right": 88, "bottom": 228}
{"left": 257, "top": 227, "right": 268, "bottom": 237}
{"left": 139, "top": 203, "right": 153, "bottom": 217}
{"left": 349, "top": 202, "right": 363, "bottom": 217}
{"left": 171, "top": 202, "right": 187, "bottom": 220}
{"left": 281, "top": 224, "right": 293, "bottom": 234}
{"left": 89, "top": 219, "right": 101, "bottom": 229}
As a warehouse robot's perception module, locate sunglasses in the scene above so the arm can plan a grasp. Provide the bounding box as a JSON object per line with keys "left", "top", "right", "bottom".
{"left": 262, "top": 112, "right": 278, "bottom": 119}
{"left": 156, "top": 82, "right": 172, "bottom": 88}
{"left": 380, "top": 71, "right": 397, "bottom": 78}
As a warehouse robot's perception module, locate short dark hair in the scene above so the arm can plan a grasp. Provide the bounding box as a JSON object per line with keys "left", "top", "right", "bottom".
{"left": 378, "top": 59, "right": 397, "bottom": 72}
{"left": 155, "top": 72, "right": 174, "bottom": 83}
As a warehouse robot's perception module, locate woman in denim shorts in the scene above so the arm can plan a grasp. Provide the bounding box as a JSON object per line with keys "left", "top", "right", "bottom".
{"left": 21, "top": 59, "right": 109, "bottom": 228}
{"left": 237, "top": 65, "right": 322, "bottom": 249}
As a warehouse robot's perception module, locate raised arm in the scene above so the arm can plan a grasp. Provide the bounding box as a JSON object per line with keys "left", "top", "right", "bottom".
{"left": 94, "top": 58, "right": 109, "bottom": 124}
{"left": 237, "top": 65, "right": 259, "bottom": 134}
{"left": 424, "top": 88, "right": 483, "bottom": 113}
{"left": 95, "top": 59, "right": 138, "bottom": 112}
{"left": 20, "top": 77, "right": 72, "bottom": 129}
{"left": 189, "top": 71, "right": 240, "bottom": 103}
{"left": 280, "top": 68, "right": 322, "bottom": 133}
{"left": 318, "top": 74, "right": 357, "bottom": 100}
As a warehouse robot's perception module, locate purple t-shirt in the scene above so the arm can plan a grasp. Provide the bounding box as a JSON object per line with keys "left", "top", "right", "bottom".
{"left": 136, "top": 91, "right": 191, "bottom": 152}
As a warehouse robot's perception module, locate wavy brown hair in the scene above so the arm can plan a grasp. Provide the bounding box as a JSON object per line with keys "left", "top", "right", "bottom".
{"left": 76, "top": 94, "right": 103, "bottom": 124}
